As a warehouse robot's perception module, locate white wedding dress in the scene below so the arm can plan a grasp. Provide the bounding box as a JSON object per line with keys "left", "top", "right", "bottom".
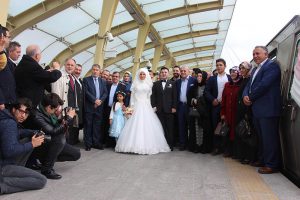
{"left": 115, "top": 68, "right": 170, "bottom": 155}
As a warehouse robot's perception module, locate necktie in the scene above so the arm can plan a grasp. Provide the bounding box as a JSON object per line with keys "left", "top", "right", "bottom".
{"left": 69, "top": 75, "right": 75, "bottom": 91}
{"left": 94, "top": 77, "right": 100, "bottom": 99}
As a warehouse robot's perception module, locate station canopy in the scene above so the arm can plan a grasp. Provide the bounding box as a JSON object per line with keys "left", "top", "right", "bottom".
{"left": 7, "top": 0, "right": 236, "bottom": 76}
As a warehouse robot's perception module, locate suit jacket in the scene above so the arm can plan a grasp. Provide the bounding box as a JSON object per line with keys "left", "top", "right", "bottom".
{"left": 0, "top": 58, "right": 17, "bottom": 104}
{"left": 243, "top": 59, "right": 281, "bottom": 118}
{"left": 15, "top": 55, "right": 62, "bottom": 107}
{"left": 151, "top": 80, "right": 177, "bottom": 113}
{"left": 83, "top": 76, "right": 108, "bottom": 114}
{"left": 176, "top": 76, "right": 197, "bottom": 105}
{"left": 104, "top": 82, "right": 126, "bottom": 107}
{"left": 204, "top": 74, "right": 231, "bottom": 104}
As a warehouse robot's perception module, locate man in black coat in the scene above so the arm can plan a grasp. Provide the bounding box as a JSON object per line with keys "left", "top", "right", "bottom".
{"left": 151, "top": 67, "right": 177, "bottom": 150}
{"left": 15, "top": 45, "right": 61, "bottom": 108}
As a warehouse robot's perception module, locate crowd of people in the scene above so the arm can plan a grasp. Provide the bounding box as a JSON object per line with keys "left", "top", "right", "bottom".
{"left": 0, "top": 25, "right": 282, "bottom": 195}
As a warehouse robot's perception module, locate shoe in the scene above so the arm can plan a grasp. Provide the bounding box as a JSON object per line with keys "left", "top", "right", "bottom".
{"left": 85, "top": 147, "right": 91, "bottom": 151}
{"left": 250, "top": 161, "right": 264, "bottom": 167}
{"left": 241, "top": 159, "right": 250, "bottom": 165}
{"left": 258, "top": 167, "right": 278, "bottom": 174}
{"left": 93, "top": 145, "right": 104, "bottom": 150}
{"left": 223, "top": 152, "right": 231, "bottom": 158}
{"left": 27, "top": 163, "right": 42, "bottom": 170}
{"left": 211, "top": 148, "right": 221, "bottom": 156}
{"left": 179, "top": 145, "right": 185, "bottom": 151}
{"left": 42, "top": 169, "right": 62, "bottom": 179}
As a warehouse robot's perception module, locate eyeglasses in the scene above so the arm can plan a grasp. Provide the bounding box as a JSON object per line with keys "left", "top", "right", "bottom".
{"left": 17, "top": 108, "right": 29, "bottom": 115}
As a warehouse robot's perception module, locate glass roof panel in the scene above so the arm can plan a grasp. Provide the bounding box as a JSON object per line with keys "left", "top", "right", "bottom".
{"left": 187, "top": 0, "right": 215, "bottom": 5}
{"left": 166, "top": 39, "right": 194, "bottom": 48}
{"left": 80, "top": 58, "right": 94, "bottom": 77}
{"left": 219, "top": 20, "right": 231, "bottom": 31}
{"left": 37, "top": 7, "right": 93, "bottom": 37}
{"left": 80, "top": 0, "right": 103, "bottom": 19}
{"left": 112, "top": 4, "right": 134, "bottom": 26}
{"left": 159, "top": 26, "right": 191, "bottom": 38}
{"left": 115, "top": 57, "right": 133, "bottom": 66}
{"left": 8, "top": 0, "right": 43, "bottom": 17}
{"left": 73, "top": 52, "right": 93, "bottom": 66}
{"left": 40, "top": 42, "right": 68, "bottom": 65}
{"left": 65, "top": 23, "right": 99, "bottom": 44}
{"left": 106, "top": 37, "right": 125, "bottom": 50}
{"left": 169, "top": 44, "right": 194, "bottom": 52}
{"left": 153, "top": 16, "right": 189, "bottom": 32}
{"left": 192, "top": 22, "right": 218, "bottom": 31}
{"left": 220, "top": 5, "right": 235, "bottom": 20}
{"left": 119, "top": 29, "right": 138, "bottom": 42}
{"left": 176, "top": 54, "right": 197, "bottom": 62}
{"left": 142, "top": 48, "right": 155, "bottom": 57}
{"left": 190, "top": 10, "right": 219, "bottom": 24}
{"left": 138, "top": 0, "right": 184, "bottom": 15}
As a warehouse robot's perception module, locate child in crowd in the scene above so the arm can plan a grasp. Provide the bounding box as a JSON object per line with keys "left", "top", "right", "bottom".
{"left": 109, "top": 91, "right": 126, "bottom": 141}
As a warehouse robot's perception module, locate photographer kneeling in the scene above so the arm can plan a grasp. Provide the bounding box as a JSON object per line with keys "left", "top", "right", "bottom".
{"left": 33, "top": 93, "right": 81, "bottom": 180}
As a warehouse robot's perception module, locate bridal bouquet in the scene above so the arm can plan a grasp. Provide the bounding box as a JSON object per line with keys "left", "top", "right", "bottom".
{"left": 124, "top": 107, "right": 133, "bottom": 119}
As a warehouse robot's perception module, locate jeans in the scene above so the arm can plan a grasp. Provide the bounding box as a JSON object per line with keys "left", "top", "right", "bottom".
{"left": 0, "top": 165, "right": 47, "bottom": 194}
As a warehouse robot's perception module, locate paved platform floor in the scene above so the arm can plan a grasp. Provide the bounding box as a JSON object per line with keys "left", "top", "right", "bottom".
{"left": 2, "top": 146, "right": 300, "bottom": 200}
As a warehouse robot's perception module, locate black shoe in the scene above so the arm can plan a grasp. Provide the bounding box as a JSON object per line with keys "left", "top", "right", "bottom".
{"left": 42, "top": 170, "right": 62, "bottom": 180}
{"left": 27, "top": 163, "right": 42, "bottom": 170}
{"left": 93, "top": 144, "right": 104, "bottom": 150}
{"left": 85, "top": 147, "right": 91, "bottom": 151}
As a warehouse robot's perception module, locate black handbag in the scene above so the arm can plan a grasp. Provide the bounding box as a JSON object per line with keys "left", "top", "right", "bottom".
{"left": 214, "top": 120, "right": 229, "bottom": 137}
{"left": 189, "top": 108, "right": 200, "bottom": 118}
{"left": 236, "top": 115, "right": 252, "bottom": 139}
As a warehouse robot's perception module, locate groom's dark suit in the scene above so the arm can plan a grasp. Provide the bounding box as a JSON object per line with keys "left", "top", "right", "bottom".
{"left": 151, "top": 79, "right": 177, "bottom": 149}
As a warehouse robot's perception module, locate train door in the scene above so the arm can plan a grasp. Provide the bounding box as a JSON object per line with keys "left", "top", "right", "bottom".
{"left": 281, "top": 34, "right": 300, "bottom": 183}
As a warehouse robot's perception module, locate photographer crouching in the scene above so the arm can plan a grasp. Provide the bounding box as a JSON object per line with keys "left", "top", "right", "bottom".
{"left": 32, "top": 93, "right": 81, "bottom": 179}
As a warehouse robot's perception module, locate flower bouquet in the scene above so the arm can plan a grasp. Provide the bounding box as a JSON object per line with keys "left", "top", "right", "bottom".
{"left": 124, "top": 107, "right": 133, "bottom": 119}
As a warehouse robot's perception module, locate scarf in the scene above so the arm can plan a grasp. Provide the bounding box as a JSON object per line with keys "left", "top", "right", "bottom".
{"left": 38, "top": 104, "right": 59, "bottom": 126}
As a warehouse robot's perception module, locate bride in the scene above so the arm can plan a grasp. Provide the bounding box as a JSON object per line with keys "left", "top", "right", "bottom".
{"left": 115, "top": 68, "right": 170, "bottom": 155}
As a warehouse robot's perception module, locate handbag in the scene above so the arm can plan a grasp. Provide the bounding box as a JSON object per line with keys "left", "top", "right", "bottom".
{"left": 214, "top": 120, "right": 229, "bottom": 137}
{"left": 235, "top": 115, "right": 252, "bottom": 139}
{"left": 189, "top": 107, "right": 200, "bottom": 118}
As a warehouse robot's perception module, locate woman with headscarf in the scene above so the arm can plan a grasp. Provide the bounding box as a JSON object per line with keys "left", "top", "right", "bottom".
{"left": 220, "top": 66, "right": 242, "bottom": 158}
{"left": 235, "top": 61, "right": 257, "bottom": 165}
{"left": 115, "top": 68, "right": 170, "bottom": 155}
{"left": 187, "top": 70, "right": 210, "bottom": 153}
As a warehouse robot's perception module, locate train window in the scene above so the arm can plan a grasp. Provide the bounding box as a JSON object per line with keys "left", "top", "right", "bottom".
{"left": 289, "top": 35, "right": 300, "bottom": 106}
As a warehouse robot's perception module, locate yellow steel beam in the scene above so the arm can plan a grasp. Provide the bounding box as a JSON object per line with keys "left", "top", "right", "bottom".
{"left": 0, "top": 0, "right": 9, "bottom": 26}
{"left": 53, "top": 1, "right": 222, "bottom": 66}
{"left": 7, "top": 0, "right": 83, "bottom": 38}
{"left": 152, "top": 43, "right": 164, "bottom": 72}
{"left": 132, "top": 19, "right": 151, "bottom": 77}
{"left": 93, "top": 0, "right": 119, "bottom": 68}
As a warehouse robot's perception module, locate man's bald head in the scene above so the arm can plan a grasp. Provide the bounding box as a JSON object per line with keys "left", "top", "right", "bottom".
{"left": 26, "top": 45, "right": 41, "bottom": 62}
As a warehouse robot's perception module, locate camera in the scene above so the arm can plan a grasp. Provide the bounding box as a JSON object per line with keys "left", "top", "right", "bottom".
{"left": 34, "top": 130, "right": 51, "bottom": 142}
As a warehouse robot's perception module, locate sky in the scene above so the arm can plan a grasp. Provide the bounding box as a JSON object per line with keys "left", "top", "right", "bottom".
{"left": 221, "top": 0, "right": 300, "bottom": 69}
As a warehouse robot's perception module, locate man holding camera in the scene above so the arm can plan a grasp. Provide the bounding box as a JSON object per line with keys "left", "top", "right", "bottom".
{"left": 32, "top": 93, "right": 81, "bottom": 179}
{"left": 0, "top": 98, "right": 46, "bottom": 194}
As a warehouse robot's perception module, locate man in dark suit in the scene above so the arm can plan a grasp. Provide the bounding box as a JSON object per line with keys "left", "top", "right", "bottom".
{"left": 83, "top": 64, "right": 108, "bottom": 151}
{"left": 176, "top": 66, "right": 197, "bottom": 150}
{"left": 151, "top": 67, "right": 177, "bottom": 150}
{"left": 15, "top": 45, "right": 61, "bottom": 108}
{"left": 103, "top": 71, "right": 126, "bottom": 147}
{"left": 204, "top": 58, "right": 231, "bottom": 155}
{"left": 243, "top": 46, "right": 281, "bottom": 174}
{"left": 0, "top": 41, "right": 20, "bottom": 109}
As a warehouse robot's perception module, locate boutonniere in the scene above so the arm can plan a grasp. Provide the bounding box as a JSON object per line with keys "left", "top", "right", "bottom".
{"left": 167, "top": 84, "right": 172, "bottom": 88}
{"left": 190, "top": 84, "right": 194, "bottom": 87}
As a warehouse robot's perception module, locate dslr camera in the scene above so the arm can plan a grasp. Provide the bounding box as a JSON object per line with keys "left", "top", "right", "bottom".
{"left": 34, "top": 130, "right": 51, "bottom": 142}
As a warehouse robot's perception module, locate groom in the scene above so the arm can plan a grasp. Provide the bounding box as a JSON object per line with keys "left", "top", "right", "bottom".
{"left": 151, "top": 67, "right": 177, "bottom": 150}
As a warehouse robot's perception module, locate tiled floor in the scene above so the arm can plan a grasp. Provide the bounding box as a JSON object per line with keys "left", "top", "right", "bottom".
{"left": 2, "top": 147, "right": 300, "bottom": 200}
